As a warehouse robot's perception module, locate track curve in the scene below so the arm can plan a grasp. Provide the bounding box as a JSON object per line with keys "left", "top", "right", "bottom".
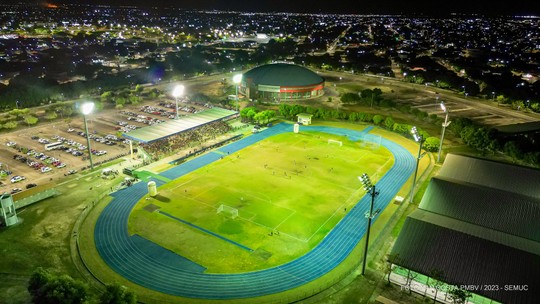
{"left": 94, "top": 123, "right": 415, "bottom": 299}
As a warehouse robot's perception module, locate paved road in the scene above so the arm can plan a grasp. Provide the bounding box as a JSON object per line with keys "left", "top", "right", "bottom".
{"left": 93, "top": 123, "right": 415, "bottom": 300}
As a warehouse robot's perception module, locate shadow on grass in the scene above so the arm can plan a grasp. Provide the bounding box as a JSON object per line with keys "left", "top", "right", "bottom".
{"left": 152, "top": 195, "right": 170, "bottom": 203}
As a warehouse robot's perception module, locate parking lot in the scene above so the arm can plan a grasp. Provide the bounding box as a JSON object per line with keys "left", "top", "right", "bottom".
{"left": 0, "top": 97, "right": 213, "bottom": 194}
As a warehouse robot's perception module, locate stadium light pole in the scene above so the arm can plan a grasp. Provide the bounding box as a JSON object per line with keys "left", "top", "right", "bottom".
{"left": 172, "top": 84, "right": 184, "bottom": 120}
{"left": 437, "top": 101, "right": 451, "bottom": 163}
{"left": 359, "top": 173, "right": 379, "bottom": 276}
{"left": 410, "top": 126, "right": 425, "bottom": 204}
{"left": 81, "top": 101, "right": 94, "bottom": 170}
{"left": 233, "top": 74, "right": 242, "bottom": 112}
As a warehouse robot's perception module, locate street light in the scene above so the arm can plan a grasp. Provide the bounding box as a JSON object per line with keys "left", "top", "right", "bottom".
{"left": 233, "top": 74, "right": 242, "bottom": 112}
{"left": 410, "top": 126, "right": 425, "bottom": 204}
{"left": 358, "top": 173, "right": 379, "bottom": 275}
{"left": 437, "top": 101, "right": 451, "bottom": 163}
{"left": 172, "top": 84, "right": 184, "bottom": 120}
{"left": 81, "top": 102, "right": 94, "bottom": 170}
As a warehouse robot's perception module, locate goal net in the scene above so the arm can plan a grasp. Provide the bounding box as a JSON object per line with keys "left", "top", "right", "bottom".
{"left": 217, "top": 204, "right": 239, "bottom": 219}
{"left": 328, "top": 139, "right": 343, "bottom": 146}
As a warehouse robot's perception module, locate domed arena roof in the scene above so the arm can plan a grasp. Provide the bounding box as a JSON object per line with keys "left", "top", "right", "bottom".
{"left": 243, "top": 63, "right": 324, "bottom": 87}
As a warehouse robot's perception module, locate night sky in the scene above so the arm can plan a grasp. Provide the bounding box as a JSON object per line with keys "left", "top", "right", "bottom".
{"left": 8, "top": 0, "right": 540, "bottom": 16}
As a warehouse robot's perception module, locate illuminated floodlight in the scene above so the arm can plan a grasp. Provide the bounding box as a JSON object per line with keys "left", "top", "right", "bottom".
{"left": 437, "top": 101, "right": 451, "bottom": 163}
{"left": 81, "top": 102, "right": 94, "bottom": 115}
{"left": 233, "top": 74, "right": 242, "bottom": 84}
{"left": 411, "top": 126, "right": 422, "bottom": 142}
{"left": 80, "top": 101, "right": 95, "bottom": 170}
{"left": 172, "top": 84, "right": 184, "bottom": 98}
{"left": 358, "top": 172, "right": 378, "bottom": 276}
{"left": 233, "top": 74, "right": 242, "bottom": 112}
{"left": 358, "top": 173, "right": 373, "bottom": 191}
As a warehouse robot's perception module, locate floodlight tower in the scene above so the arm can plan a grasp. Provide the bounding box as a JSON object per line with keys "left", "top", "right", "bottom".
{"left": 359, "top": 173, "right": 379, "bottom": 275}
{"left": 233, "top": 74, "right": 242, "bottom": 112}
{"left": 437, "top": 101, "right": 451, "bottom": 163}
{"left": 410, "top": 126, "right": 425, "bottom": 204}
{"left": 81, "top": 101, "right": 95, "bottom": 170}
{"left": 172, "top": 84, "right": 185, "bottom": 120}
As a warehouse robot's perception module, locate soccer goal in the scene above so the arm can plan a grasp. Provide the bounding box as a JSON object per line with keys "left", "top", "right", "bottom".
{"left": 328, "top": 139, "right": 343, "bottom": 146}
{"left": 217, "top": 204, "right": 239, "bottom": 219}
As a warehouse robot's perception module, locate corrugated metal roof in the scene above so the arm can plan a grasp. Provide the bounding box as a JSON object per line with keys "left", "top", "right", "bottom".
{"left": 390, "top": 154, "right": 540, "bottom": 303}
{"left": 391, "top": 218, "right": 540, "bottom": 304}
{"left": 438, "top": 154, "right": 540, "bottom": 200}
{"left": 121, "top": 107, "right": 237, "bottom": 143}
{"left": 419, "top": 177, "right": 540, "bottom": 242}
{"left": 409, "top": 210, "right": 540, "bottom": 256}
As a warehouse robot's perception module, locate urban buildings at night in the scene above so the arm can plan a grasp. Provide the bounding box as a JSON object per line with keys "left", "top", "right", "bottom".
{"left": 0, "top": 2, "right": 539, "bottom": 304}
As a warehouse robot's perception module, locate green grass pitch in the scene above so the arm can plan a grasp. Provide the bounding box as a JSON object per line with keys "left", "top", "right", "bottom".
{"left": 128, "top": 130, "right": 394, "bottom": 273}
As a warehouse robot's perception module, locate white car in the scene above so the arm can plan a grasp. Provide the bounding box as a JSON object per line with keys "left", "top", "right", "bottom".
{"left": 10, "top": 176, "right": 26, "bottom": 183}
{"left": 41, "top": 167, "right": 52, "bottom": 173}
{"left": 6, "top": 141, "right": 16, "bottom": 147}
{"left": 67, "top": 128, "right": 75, "bottom": 132}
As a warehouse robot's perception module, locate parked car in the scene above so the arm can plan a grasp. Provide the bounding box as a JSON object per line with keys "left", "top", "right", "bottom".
{"left": 41, "top": 167, "right": 52, "bottom": 173}
{"left": 6, "top": 141, "right": 16, "bottom": 147}
{"left": 10, "top": 188, "right": 22, "bottom": 194}
{"left": 10, "top": 175, "right": 25, "bottom": 183}
{"left": 65, "top": 169, "right": 77, "bottom": 176}
{"left": 26, "top": 183, "right": 37, "bottom": 189}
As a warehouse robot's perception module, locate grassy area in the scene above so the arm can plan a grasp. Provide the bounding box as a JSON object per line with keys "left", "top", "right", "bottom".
{"left": 128, "top": 130, "right": 394, "bottom": 273}
{"left": 0, "top": 164, "right": 127, "bottom": 304}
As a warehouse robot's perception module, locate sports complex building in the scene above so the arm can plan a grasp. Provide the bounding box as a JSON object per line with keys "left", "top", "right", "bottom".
{"left": 390, "top": 153, "right": 540, "bottom": 303}
{"left": 239, "top": 63, "right": 325, "bottom": 101}
{"left": 121, "top": 107, "right": 237, "bottom": 144}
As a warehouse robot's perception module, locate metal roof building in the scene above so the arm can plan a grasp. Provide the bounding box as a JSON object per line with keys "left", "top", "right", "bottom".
{"left": 390, "top": 153, "right": 540, "bottom": 303}
{"left": 121, "top": 107, "right": 237, "bottom": 144}
{"left": 239, "top": 63, "right": 325, "bottom": 101}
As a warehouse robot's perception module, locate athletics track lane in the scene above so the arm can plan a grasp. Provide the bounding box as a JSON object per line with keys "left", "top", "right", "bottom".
{"left": 94, "top": 123, "right": 416, "bottom": 299}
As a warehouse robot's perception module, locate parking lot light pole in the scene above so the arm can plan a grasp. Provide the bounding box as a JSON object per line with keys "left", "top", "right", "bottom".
{"left": 359, "top": 173, "right": 379, "bottom": 275}
{"left": 233, "top": 74, "right": 242, "bottom": 112}
{"left": 81, "top": 102, "right": 94, "bottom": 170}
{"left": 172, "top": 84, "right": 185, "bottom": 120}
{"left": 437, "top": 101, "right": 451, "bottom": 163}
{"left": 410, "top": 126, "right": 425, "bottom": 204}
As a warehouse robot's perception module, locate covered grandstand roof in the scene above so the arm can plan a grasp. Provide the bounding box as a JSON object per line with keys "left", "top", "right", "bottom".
{"left": 243, "top": 63, "right": 324, "bottom": 87}
{"left": 122, "top": 107, "right": 237, "bottom": 143}
{"left": 391, "top": 153, "right": 540, "bottom": 303}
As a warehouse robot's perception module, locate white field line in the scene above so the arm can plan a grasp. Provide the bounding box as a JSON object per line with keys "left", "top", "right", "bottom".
{"left": 239, "top": 215, "right": 306, "bottom": 243}
{"left": 274, "top": 210, "right": 296, "bottom": 230}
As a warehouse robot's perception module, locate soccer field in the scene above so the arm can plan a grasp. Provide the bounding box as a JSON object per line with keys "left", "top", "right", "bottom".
{"left": 128, "top": 130, "right": 394, "bottom": 273}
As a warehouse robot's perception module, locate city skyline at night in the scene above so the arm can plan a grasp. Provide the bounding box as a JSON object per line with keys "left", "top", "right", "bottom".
{"left": 6, "top": 0, "right": 540, "bottom": 16}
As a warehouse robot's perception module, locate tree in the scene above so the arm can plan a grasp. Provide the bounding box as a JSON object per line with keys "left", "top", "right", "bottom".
{"left": 372, "top": 114, "right": 385, "bottom": 125}
{"left": 24, "top": 115, "right": 39, "bottom": 126}
{"left": 384, "top": 116, "right": 395, "bottom": 129}
{"left": 28, "top": 268, "right": 89, "bottom": 304}
{"left": 340, "top": 92, "right": 361, "bottom": 104}
{"left": 404, "top": 269, "right": 419, "bottom": 295}
{"left": 101, "top": 91, "right": 114, "bottom": 103}
{"left": 383, "top": 253, "right": 400, "bottom": 285}
{"left": 428, "top": 269, "right": 445, "bottom": 303}
{"left": 3, "top": 121, "right": 18, "bottom": 129}
{"left": 100, "top": 283, "right": 137, "bottom": 304}
{"left": 28, "top": 267, "right": 52, "bottom": 300}
{"left": 45, "top": 111, "right": 58, "bottom": 121}
{"left": 423, "top": 137, "right": 440, "bottom": 152}
{"left": 448, "top": 287, "right": 472, "bottom": 304}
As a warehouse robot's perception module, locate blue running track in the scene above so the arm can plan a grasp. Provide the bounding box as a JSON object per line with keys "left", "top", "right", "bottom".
{"left": 94, "top": 123, "right": 416, "bottom": 299}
